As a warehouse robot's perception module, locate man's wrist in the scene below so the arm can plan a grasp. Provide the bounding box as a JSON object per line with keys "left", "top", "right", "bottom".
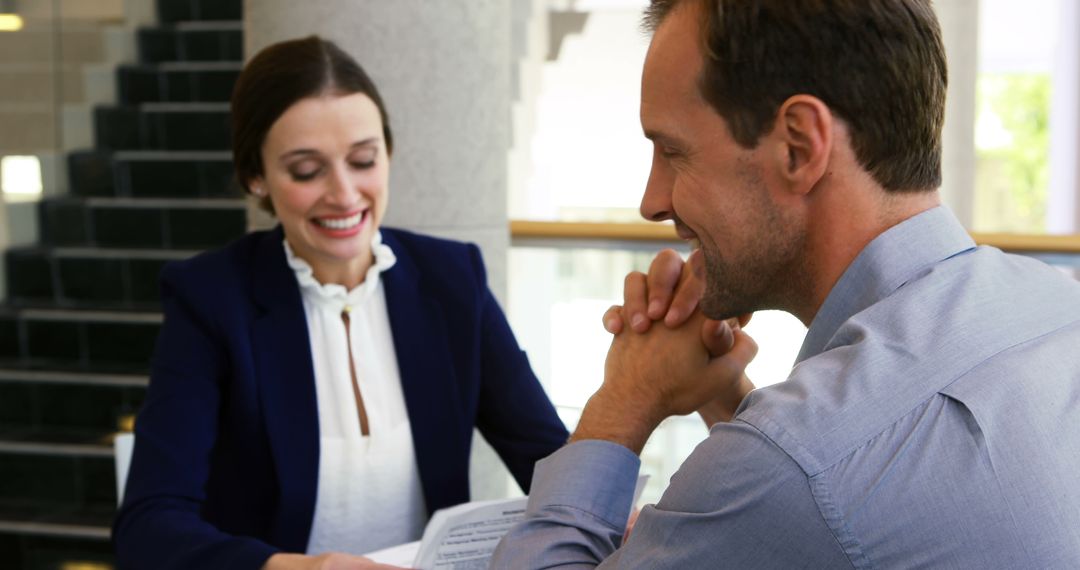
{"left": 698, "top": 374, "right": 755, "bottom": 426}
{"left": 570, "top": 386, "right": 666, "bottom": 455}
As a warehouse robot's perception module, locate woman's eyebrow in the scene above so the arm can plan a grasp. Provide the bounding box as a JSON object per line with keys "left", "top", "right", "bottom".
{"left": 351, "top": 137, "right": 381, "bottom": 149}
{"left": 279, "top": 137, "right": 381, "bottom": 162}
{"left": 278, "top": 148, "right": 320, "bottom": 162}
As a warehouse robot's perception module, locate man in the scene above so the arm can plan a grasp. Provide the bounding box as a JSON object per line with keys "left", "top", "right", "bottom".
{"left": 493, "top": 0, "right": 1080, "bottom": 567}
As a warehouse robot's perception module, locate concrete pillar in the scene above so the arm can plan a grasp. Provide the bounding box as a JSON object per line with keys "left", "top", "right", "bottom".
{"left": 935, "top": 0, "right": 979, "bottom": 228}
{"left": 244, "top": 1, "right": 519, "bottom": 502}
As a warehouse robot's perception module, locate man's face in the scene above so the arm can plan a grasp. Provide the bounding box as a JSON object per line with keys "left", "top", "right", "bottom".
{"left": 639, "top": 2, "right": 807, "bottom": 320}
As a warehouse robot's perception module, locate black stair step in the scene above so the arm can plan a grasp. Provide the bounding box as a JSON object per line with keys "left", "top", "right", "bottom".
{"left": 0, "top": 534, "right": 114, "bottom": 570}
{"left": 0, "top": 307, "right": 161, "bottom": 370}
{"left": 0, "top": 358, "right": 150, "bottom": 377}
{"left": 1, "top": 298, "right": 164, "bottom": 314}
{"left": 95, "top": 103, "right": 231, "bottom": 151}
{"left": 68, "top": 150, "right": 240, "bottom": 199}
{"left": 0, "top": 503, "right": 113, "bottom": 538}
{"left": 118, "top": 62, "right": 241, "bottom": 104}
{"left": 0, "top": 503, "right": 115, "bottom": 570}
{"left": 157, "top": 0, "right": 242, "bottom": 24}
{"left": 5, "top": 247, "right": 194, "bottom": 307}
{"left": 138, "top": 22, "right": 242, "bottom": 64}
{"left": 0, "top": 369, "right": 146, "bottom": 434}
{"left": 0, "top": 314, "right": 17, "bottom": 361}
{"left": 39, "top": 196, "right": 247, "bottom": 250}
{"left": 0, "top": 368, "right": 148, "bottom": 388}
{"left": 0, "top": 430, "right": 119, "bottom": 513}
{"left": 5, "top": 250, "right": 52, "bottom": 308}
{"left": 0, "top": 429, "right": 121, "bottom": 570}
{"left": 0, "top": 428, "right": 116, "bottom": 458}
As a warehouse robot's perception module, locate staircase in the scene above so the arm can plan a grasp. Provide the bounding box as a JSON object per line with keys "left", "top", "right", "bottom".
{"left": 0, "top": 0, "right": 245, "bottom": 567}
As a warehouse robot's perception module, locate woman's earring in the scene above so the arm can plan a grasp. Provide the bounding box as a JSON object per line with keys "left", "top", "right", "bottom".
{"left": 252, "top": 186, "right": 266, "bottom": 197}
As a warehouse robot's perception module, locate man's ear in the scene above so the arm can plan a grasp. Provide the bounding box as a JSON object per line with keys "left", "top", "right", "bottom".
{"left": 770, "top": 94, "right": 833, "bottom": 196}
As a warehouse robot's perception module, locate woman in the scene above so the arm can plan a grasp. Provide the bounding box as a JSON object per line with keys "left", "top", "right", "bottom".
{"left": 113, "top": 36, "right": 568, "bottom": 570}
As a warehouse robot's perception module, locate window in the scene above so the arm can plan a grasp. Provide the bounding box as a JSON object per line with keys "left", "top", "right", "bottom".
{"left": 1, "top": 155, "right": 43, "bottom": 199}
{"left": 974, "top": 0, "right": 1079, "bottom": 234}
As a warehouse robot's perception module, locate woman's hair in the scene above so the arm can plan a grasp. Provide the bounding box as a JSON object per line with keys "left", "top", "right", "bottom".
{"left": 230, "top": 35, "right": 394, "bottom": 211}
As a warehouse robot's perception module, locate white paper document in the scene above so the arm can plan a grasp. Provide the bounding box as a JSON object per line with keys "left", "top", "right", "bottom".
{"left": 365, "top": 539, "right": 420, "bottom": 566}
{"left": 366, "top": 474, "right": 649, "bottom": 569}
{"left": 412, "top": 496, "right": 528, "bottom": 569}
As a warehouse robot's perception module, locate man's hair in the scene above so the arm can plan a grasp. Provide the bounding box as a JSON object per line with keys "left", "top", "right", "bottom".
{"left": 644, "top": 0, "right": 947, "bottom": 192}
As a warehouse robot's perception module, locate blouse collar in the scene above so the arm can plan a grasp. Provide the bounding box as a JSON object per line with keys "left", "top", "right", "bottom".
{"left": 283, "top": 231, "right": 398, "bottom": 309}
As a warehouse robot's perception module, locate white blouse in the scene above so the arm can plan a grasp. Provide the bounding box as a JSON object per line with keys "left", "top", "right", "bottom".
{"left": 284, "top": 233, "right": 427, "bottom": 556}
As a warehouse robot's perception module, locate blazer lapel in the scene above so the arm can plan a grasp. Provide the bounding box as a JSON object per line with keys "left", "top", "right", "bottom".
{"left": 381, "top": 231, "right": 470, "bottom": 514}
{"left": 250, "top": 227, "right": 320, "bottom": 552}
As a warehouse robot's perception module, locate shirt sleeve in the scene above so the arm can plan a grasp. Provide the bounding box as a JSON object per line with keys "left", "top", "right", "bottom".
{"left": 492, "top": 440, "right": 640, "bottom": 568}
{"left": 493, "top": 422, "right": 854, "bottom": 569}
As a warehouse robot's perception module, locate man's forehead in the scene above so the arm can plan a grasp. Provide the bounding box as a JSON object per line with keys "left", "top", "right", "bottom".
{"left": 640, "top": 2, "right": 707, "bottom": 131}
{"left": 643, "top": 2, "right": 703, "bottom": 84}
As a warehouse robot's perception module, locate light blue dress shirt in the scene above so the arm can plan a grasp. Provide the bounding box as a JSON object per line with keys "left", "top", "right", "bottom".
{"left": 494, "top": 207, "right": 1080, "bottom": 568}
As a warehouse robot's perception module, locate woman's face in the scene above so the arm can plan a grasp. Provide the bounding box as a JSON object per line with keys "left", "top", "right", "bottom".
{"left": 254, "top": 92, "right": 390, "bottom": 286}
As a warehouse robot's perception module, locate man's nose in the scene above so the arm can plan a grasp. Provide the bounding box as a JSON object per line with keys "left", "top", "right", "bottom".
{"left": 640, "top": 169, "right": 673, "bottom": 222}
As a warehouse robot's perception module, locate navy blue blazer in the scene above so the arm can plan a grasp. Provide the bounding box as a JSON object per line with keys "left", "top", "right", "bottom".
{"left": 113, "top": 227, "right": 568, "bottom": 569}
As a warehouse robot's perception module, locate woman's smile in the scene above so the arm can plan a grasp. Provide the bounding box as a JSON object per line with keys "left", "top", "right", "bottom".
{"left": 311, "top": 209, "right": 368, "bottom": 236}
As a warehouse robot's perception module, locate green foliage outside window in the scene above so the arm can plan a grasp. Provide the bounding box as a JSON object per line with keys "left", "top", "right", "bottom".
{"left": 974, "top": 73, "right": 1052, "bottom": 233}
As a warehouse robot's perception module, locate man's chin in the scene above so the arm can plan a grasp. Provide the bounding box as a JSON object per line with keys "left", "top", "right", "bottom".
{"left": 700, "top": 294, "right": 743, "bottom": 322}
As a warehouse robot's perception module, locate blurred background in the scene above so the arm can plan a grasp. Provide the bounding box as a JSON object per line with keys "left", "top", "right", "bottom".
{"left": 0, "top": 0, "right": 1077, "bottom": 567}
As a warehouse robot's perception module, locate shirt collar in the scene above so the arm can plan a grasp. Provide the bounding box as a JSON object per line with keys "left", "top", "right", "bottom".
{"left": 283, "top": 231, "right": 398, "bottom": 309}
{"left": 796, "top": 206, "right": 975, "bottom": 364}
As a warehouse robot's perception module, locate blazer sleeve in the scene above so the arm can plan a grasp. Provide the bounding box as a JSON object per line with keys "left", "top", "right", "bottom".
{"left": 112, "top": 264, "right": 278, "bottom": 570}
{"left": 467, "top": 244, "right": 570, "bottom": 491}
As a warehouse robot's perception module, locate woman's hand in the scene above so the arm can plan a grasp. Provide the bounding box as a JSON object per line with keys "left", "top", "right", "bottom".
{"left": 263, "top": 552, "right": 411, "bottom": 570}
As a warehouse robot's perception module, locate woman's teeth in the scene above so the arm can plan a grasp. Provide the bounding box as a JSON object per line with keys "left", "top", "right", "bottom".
{"left": 689, "top": 238, "right": 701, "bottom": 250}
{"left": 315, "top": 212, "right": 363, "bottom": 230}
